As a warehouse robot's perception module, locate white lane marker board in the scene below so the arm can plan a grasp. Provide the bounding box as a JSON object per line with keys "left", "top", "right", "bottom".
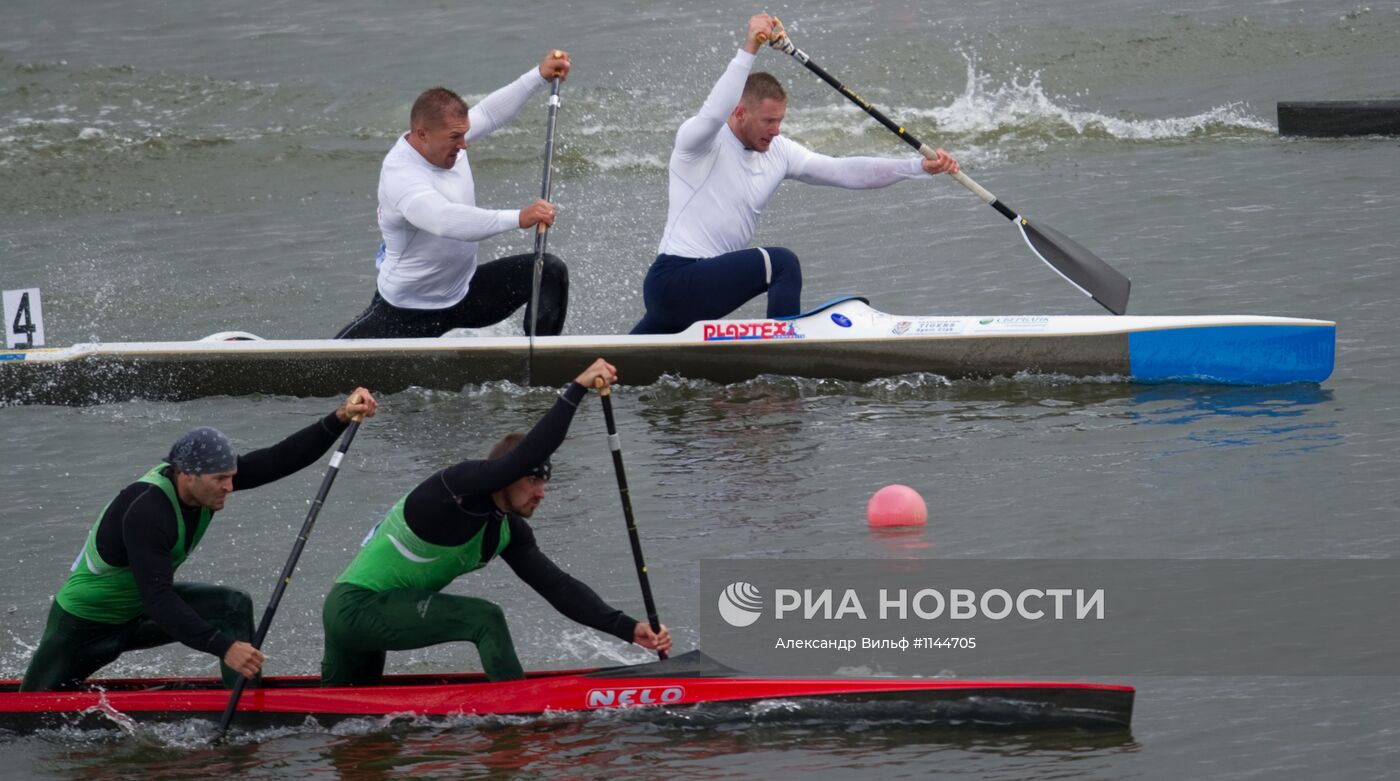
{"left": 3, "top": 288, "right": 45, "bottom": 348}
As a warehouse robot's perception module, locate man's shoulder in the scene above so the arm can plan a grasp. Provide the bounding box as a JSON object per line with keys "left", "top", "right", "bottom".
{"left": 379, "top": 138, "right": 443, "bottom": 203}
{"left": 116, "top": 477, "right": 169, "bottom": 507}
{"left": 382, "top": 136, "right": 423, "bottom": 169}
{"left": 505, "top": 514, "right": 538, "bottom": 546}
{"left": 771, "top": 134, "right": 814, "bottom": 157}
{"left": 108, "top": 480, "right": 180, "bottom": 544}
{"left": 769, "top": 134, "right": 817, "bottom": 175}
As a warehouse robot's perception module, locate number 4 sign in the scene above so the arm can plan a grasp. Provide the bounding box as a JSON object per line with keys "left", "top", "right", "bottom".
{"left": 3, "top": 288, "right": 45, "bottom": 348}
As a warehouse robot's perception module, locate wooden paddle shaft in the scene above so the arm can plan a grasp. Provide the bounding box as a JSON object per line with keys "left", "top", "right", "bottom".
{"left": 910, "top": 138, "right": 1006, "bottom": 215}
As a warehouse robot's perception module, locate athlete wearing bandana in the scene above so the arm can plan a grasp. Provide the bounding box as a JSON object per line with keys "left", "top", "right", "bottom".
{"left": 21, "top": 390, "right": 378, "bottom": 691}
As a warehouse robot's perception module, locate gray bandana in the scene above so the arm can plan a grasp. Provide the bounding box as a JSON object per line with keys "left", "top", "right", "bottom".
{"left": 166, "top": 427, "right": 237, "bottom": 475}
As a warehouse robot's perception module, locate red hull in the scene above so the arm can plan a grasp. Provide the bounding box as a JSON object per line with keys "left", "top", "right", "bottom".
{"left": 0, "top": 651, "right": 1133, "bottom": 731}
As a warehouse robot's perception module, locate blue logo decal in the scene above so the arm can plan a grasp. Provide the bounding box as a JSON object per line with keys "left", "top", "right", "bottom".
{"left": 830, "top": 313, "right": 852, "bottom": 328}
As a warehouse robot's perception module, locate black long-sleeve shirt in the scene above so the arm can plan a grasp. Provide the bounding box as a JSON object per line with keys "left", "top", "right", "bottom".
{"left": 91, "top": 412, "right": 349, "bottom": 658}
{"left": 402, "top": 382, "right": 637, "bottom": 643}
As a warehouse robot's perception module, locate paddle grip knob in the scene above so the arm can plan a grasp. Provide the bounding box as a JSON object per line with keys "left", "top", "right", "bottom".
{"left": 758, "top": 17, "right": 786, "bottom": 47}
{"left": 761, "top": 18, "right": 795, "bottom": 51}
{"left": 347, "top": 391, "right": 367, "bottom": 423}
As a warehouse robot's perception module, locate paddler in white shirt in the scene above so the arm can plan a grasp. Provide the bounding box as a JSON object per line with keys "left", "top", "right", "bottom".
{"left": 336, "top": 50, "right": 572, "bottom": 339}
{"left": 630, "top": 13, "right": 961, "bottom": 335}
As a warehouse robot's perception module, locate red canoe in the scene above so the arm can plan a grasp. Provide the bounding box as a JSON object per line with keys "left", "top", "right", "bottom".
{"left": 0, "top": 651, "right": 1133, "bottom": 732}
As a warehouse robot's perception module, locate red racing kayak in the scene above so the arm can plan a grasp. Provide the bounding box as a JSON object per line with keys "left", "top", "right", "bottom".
{"left": 0, "top": 651, "right": 1133, "bottom": 732}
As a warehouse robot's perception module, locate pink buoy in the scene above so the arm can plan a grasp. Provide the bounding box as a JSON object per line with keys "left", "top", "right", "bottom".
{"left": 866, "top": 484, "right": 928, "bottom": 527}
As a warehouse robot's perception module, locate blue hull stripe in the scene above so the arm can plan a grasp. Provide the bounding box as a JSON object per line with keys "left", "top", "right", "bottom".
{"left": 1129, "top": 324, "right": 1335, "bottom": 385}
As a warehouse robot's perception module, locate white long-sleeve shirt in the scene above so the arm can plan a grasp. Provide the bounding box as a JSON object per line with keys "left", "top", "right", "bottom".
{"left": 376, "top": 68, "right": 548, "bottom": 309}
{"left": 657, "top": 49, "right": 930, "bottom": 259}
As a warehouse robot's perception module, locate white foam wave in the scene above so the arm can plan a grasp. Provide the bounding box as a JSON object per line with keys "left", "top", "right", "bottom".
{"left": 920, "top": 54, "right": 1275, "bottom": 141}
{"left": 779, "top": 54, "right": 1273, "bottom": 147}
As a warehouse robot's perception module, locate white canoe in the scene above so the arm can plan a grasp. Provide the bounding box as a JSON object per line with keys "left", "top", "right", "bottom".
{"left": 0, "top": 298, "right": 1335, "bottom": 405}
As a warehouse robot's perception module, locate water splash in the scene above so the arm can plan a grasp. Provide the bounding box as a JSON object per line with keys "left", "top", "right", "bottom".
{"left": 916, "top": 53, "right": 1276, "bottom": 145}
{"left": 82, "top": 690, "right": 143, "bottom": 738}
{"left": 550, "top": 628, "right": 659, "bottom": 666}
{"left": 0, "top": 50, "right": 1278, "bottom": 182}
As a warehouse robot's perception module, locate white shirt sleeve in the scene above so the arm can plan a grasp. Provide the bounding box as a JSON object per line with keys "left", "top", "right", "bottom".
{"left": 674, "top": 50, "right": 755, "bottom": 161}
{"left": 787, "top": 144, "right": 930, "bottom": 189}
{"left": 397, "top": 185, "right": 520, "bottom": 242}
{"left": 467, "top": 67, "right": 549, "bottom": 143}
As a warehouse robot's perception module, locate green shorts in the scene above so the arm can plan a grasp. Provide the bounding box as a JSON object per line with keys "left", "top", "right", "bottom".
{"left": 320, "top": 582, "right": 524, "bottom": 686}
{"left": 20, "top": 582, "right": 253, "bottom": 692}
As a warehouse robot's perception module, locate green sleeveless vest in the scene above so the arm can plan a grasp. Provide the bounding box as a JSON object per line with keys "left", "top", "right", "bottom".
{"left": 55, "top": 464, "right": 214, "bottom": 624}
{"left": 336, "top": 494, "right": 511, "bottom": 593}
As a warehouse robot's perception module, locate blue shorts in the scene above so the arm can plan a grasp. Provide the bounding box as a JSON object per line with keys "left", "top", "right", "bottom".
{"left": 629, "top": 247, "right": 801, "bottom": 335}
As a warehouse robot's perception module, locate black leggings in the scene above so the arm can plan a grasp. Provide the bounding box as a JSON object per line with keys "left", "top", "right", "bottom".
{"left": 335, "top": 253, "right": 568, "bottom": 339}
{"left": 20, "top": 583, "right": 255, "bottom": 691}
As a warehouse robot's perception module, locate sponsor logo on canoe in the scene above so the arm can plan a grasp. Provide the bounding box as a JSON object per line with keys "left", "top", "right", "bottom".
{"left": 702, "top": 321, "right": 803, "bottom": 341}
{"left": 914, "top": 319, "right": 963, "bottom": 335}
{"left": 892, "top": 319, "right": 963, "bottom": 336}
{"left": 973, "top": 316, "right": 1051, "bottom": 332}
{"left": 586, "top": 686, "right": 686, "bottom": 708}
{"left": 830, "top": 313, "right": 852, "bottom": 328}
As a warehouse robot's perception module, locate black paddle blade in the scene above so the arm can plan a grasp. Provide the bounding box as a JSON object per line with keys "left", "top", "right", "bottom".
{"left": 1016, "top": 218, "right": 1131, "bottom": 315}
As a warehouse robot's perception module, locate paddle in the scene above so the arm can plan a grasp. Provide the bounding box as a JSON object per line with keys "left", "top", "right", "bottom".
{"left": 761, "top": 22, "right": 1132, "bottom": 315}
{"left": 211, "top": 396, "right": 367, "bottom": 742}
{"left": 593, "top": 378, "right": 666, "bottom": 660}
{"left": 528, "top": 76, "right": 563, "bottom": 369}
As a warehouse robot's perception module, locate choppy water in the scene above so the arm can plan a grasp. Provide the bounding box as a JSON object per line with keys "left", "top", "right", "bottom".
{"left": 3, "top": 1, "right": 1399, "bottom": 779}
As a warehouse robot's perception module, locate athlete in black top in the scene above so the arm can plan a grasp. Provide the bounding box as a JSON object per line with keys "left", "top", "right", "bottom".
{"left": 321, "top": 358, "right": 671, "bottom": 685}
{"left": 401, "top": 378, "right": 631, "bottom": 633}
{"left": 20, "top": 389, "right": 379, "bottom": 692}
{"left": 106, "top": 412, "right": 363, "bottom": 654}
